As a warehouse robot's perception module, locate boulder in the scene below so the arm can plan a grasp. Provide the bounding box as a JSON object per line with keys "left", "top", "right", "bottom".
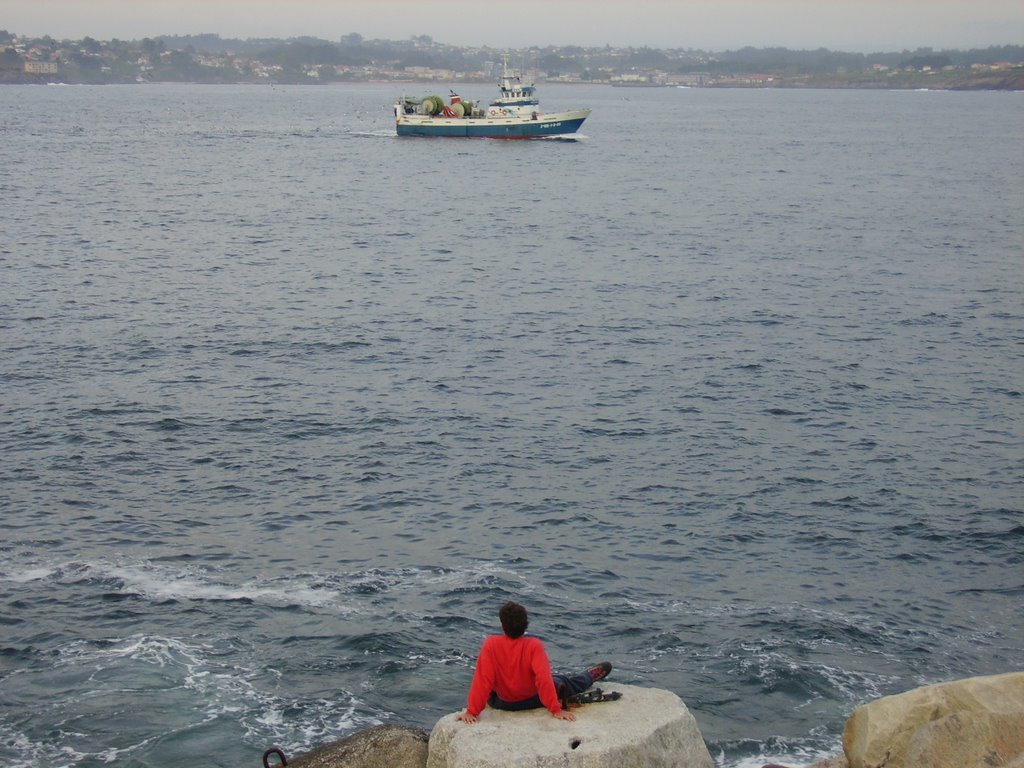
{"left": 903, "top": 711, "right": 1024, "bottom": 767}
{"left": 265, "top": 724, "right": 429, "bottom": 768}
{"left": 426, "top": 683, "right": 714, "bottom": 768}
{"left": 842, "top": 671, "right": 1024, "bottom": 768}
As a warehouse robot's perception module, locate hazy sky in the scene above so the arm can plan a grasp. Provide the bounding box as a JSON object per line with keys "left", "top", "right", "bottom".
{"left": 5, "top": 0, "right": 1023, "bottom": 52}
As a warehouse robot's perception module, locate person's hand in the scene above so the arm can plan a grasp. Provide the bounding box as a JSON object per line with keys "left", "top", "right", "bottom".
{"left": 553, "top": 709, "right": 576, "bottom": 721}
{"left": 456, "top": 710, "right": 479, "bottom": 724}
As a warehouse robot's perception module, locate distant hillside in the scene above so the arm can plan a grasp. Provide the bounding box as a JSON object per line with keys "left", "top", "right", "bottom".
{"left": 152, "top": 36, "right": 1024, "bottom": 76}
{"left": 2, "top": 28, "right": 1021, "bottom": 88}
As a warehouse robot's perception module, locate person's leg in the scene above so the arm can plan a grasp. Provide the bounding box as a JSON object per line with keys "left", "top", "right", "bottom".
{"left": 489, "top": 663, "right": 613, "bottom": 711}
{"left": 554, "top": 662, "right": 612, "bottom": 698}
{"left": 553, "top": 670, "right": 595, "bottom": 697}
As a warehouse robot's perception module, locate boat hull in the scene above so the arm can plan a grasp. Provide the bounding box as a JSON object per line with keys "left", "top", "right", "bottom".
{"left": 396, "top": 109, "right": 590, "bottom": 139}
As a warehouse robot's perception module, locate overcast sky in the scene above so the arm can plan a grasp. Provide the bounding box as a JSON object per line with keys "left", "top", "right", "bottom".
{"left": 5, "top": 0, "right": 1023, "bottom": 52}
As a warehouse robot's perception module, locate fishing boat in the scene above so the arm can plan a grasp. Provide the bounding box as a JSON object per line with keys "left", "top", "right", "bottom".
{"left": 394, "top": 55, "right": 590, "bottom": 139}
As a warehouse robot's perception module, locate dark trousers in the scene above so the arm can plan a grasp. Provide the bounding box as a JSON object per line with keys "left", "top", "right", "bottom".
{"left": 487, "top": 668, "right": 594, "bottom": 711}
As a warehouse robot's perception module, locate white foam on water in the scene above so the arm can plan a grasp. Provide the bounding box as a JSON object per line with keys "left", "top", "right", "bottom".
{"left": 256, "top": 708, "right": 285, "bottom": 727}
{"left": 242, "top": 694, "right": 380, "bottom": 757}
{"left": 714, "top": 743, "right": 841, "bottom": 768}
{"left": 0, "top": 717, "right": 163, "bottom": 768}
{"left": 0, "top": 729, "right": 66, "bottom": 768}
{"left": 57, "top": 633, "right": 209, "bottom": 669}
{"left": 719, "top": 755, "right": 836, "bottom": 768}
{"left": 4, "top": 555, "right": 544, "bottom": 612}
{"left": 343, "top": 559, "right": 546, "bottom": 601}
{"left": 347, "top": 560, "right": 524, "bottom": 589}
{"left": 96, "top": 562, "right": 344, "bottom": 608}
{"left": 1, "top": 556, "right": 347, "bottom": 611}
{"left": 0, "top": 565, "right": 58, "bottom": 583}
{"left": 815, "top": 663, "right": 900, "bottom": 702}
{"left": 37, "top": 633, "right": 383, "bottom": 763}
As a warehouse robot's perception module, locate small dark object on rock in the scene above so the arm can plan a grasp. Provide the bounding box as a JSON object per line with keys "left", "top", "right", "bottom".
{"left": 263, "top": 746, "right": 287, "bottom": 767}
{"left": 568, "top": 688, "right": 623, "bottom": 705}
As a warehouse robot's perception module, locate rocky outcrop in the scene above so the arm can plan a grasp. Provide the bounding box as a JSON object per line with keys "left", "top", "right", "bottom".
{"left": 842, "top": 671, "right": 1024, "bottom": 768}
{"left": 426, "top": 683, "right": 714, "bottom": 768}
{"left": 264, "top": 724, "right": 429, "bottom": 768}
{"left": 260, "top": 673, "right": 1024, "bottom": 768}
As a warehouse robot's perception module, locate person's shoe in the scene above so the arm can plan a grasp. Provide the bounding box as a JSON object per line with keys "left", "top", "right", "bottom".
{"left": 587, "top": 661, "right": 612, "bottom": 682}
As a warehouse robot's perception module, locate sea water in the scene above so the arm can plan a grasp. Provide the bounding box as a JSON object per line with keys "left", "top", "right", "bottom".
{"left": 1, "top": 82, "right": 1022, "bottom": 768}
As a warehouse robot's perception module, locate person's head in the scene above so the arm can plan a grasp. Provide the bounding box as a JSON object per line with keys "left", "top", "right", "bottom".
{"left": 499, "top": 601, "right": 529, "bottom": 638}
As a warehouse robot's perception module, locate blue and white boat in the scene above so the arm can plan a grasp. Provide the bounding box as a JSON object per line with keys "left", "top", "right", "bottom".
{"left": 394, "top": 55, "right": 590, "bottom": 139}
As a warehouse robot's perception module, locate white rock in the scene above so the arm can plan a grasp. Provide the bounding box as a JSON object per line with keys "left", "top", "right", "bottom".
{"left": 426, "top": 683, "right": 714, "bottom": 768}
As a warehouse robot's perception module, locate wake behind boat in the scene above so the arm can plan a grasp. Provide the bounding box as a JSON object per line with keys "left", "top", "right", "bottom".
{"left": 394, "top": 55, "right": 590, "bottom": 139}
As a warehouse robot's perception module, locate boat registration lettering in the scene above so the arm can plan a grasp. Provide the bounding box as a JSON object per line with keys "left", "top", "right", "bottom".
{"left": 538, "top": 121, "right": 563, "bottom": 129}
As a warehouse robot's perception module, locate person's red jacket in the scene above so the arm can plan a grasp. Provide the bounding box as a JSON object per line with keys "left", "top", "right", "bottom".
{"left": 466, "top": 634, "right": 561, "bottom": 716}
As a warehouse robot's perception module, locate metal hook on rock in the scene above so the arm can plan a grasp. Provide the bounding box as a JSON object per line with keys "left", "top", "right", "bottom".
{"left": 262, "top": 746, "right": 288, "bottom": 767}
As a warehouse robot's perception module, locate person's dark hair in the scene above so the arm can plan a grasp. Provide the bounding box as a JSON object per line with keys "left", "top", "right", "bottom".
{"left": 499, "top": 601, "right": 529, "bottom": 638}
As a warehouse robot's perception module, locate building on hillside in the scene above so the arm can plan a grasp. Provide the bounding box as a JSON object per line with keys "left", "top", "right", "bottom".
{"left": 24, "top": 61, "right": 58, "bottom": 74}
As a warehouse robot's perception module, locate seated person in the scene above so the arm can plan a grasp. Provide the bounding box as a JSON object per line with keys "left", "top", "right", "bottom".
{"left": 457, "top": 601, "right": 611, "bottom": 724}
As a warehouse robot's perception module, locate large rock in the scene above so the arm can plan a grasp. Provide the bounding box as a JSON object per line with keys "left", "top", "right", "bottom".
{"left": 842, "top": 672, "right": 1024, "bottom": 768}
{"left": 266, "top": 724, "right": 429, "bottom": 768}
{"left": 426, "top": 683, "right": 714, "bottom": 768}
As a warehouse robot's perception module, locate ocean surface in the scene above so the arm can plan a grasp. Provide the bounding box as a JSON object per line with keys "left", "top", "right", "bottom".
{"left": 1, "top": 82, "right": 1022, "bottom": 768}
